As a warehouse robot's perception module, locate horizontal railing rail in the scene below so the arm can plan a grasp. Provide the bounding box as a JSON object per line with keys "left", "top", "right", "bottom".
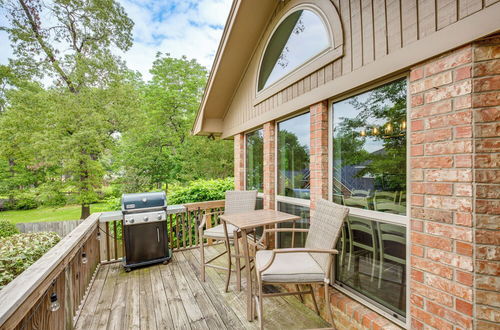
{"left": 98, "top": 200, "right": 226, "bottom": 263}
{"left": 0, "top": 213, "right": 101, "bottom": 330}
{"left": 0, "top": 200, "right": 227, "bottom": 329}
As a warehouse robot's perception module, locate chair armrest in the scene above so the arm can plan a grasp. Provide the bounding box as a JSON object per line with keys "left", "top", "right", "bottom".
{"left": 258, "top": 248, "right": 339, "bottom": 273}
{"left": 257, "top": 228, "right": 309, "bottom": 247}
{"left": 198, "top": 210, "right": 224, "bottom": 231}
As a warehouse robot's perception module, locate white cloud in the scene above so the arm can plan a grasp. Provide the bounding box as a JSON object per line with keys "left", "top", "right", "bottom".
{"left": 0, "top": 0, "right": 232, "bottom": 81}
{"left": 117, "top": 0, "right": 232, "bottom": 80}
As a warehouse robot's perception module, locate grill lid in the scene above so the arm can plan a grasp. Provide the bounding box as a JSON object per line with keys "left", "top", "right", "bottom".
{"left": 121, "top": 192, "right": 166, "bottom": 211}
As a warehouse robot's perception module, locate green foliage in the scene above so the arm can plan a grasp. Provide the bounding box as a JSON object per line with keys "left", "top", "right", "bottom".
{"left": 0, "top": 232, "right": 60, "bottom": 288}
{"left": 168, "top": 178, "right": 234, "bottom": 204}
{"left": 0, "top": 0, "right": 138, "bottom": 219}
{"left": 116, "top": 54, "right": 233, "bottom": 192}
{"left": 0, "top": 219, "right": 19, "bottom": 238}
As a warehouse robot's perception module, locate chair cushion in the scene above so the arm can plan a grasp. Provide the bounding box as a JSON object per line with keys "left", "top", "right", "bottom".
{"left": 255, "top": 250, "right": 325, "bottom": 283}
{"left": 203, "top": 224, "right": 237, "bottom": 239}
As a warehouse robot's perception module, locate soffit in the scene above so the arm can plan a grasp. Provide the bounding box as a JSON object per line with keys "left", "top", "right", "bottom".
{"left": 194, "top": 0, "right": 277, "bottom": 133}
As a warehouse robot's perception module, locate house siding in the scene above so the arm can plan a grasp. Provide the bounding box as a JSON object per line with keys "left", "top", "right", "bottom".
{"left": 221, "top": 0, "right": 499, "bottom": 136}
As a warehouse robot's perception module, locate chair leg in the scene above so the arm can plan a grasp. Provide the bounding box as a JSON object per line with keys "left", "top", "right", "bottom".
{"left": 324, "top": 282, "right": 334, "bottom": 327}
{"left": 200, "top": 234, "right": 205, "bottom": 282}
{"left": 378, "top": 253, "right": 384, "bottom": 288}
{"left": 308, "top": 284, "right": 320, "bottom": 315}
{"left": 295, "top": 284, "right": 304, "bottom": 303}
{"left": 258, "top": 280, "right": 264, "bottom": 329}
{"left": 224, "top": 238, "right": 232, "bottom": 292}
{"left": 234, "top": 231, "right": 241, "bottom": 291}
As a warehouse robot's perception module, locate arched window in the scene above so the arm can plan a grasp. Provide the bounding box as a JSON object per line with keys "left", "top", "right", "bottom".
{"left": 258, "top": 9, "right": 330, "bottom": 91}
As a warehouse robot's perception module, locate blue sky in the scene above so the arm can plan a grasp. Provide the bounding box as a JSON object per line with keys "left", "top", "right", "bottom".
{"left": 0, "top": 0, "right": 232, "bottom": 81}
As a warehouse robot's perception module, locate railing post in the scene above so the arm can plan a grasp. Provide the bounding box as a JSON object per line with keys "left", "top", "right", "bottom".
{"left": 64, "top": 265, "right": 74, "bottom": 330}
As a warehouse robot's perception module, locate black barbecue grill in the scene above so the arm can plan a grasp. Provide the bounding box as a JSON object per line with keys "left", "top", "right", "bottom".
{"left": 122, "top": 192, "right": 171, "bottom": 271}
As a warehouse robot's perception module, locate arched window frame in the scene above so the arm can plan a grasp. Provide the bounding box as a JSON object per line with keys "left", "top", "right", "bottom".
{"left": 255, "top": 0, "right": 344, "bottom": 104}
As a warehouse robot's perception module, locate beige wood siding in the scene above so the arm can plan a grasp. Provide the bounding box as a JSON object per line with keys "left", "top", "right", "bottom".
{"left": 221, "top": 0, "right": 499, "bottom": 137}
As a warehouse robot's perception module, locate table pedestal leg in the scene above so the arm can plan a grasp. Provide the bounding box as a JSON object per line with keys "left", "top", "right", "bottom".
{"left": 241, "top": 229, "right": 253, "bottom": 321}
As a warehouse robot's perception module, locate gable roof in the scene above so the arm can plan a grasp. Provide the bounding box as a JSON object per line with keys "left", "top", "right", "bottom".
{"left": 192, "top": 0, "right": 278, "bottom": 137}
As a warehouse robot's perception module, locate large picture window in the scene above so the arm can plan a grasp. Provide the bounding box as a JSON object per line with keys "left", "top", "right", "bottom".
{"left": 245, "top": 129, "right": 263, "bottom": 192}
{"left": 277, "top": 112, "right": 310, "bottom": 199}
{"left": 332, "top": 78, "right": 408, "bottom": 321}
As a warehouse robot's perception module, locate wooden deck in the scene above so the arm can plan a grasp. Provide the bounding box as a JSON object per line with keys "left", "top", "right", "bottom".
{"left": 74, "top": 244, "right": 330, "bottom": 329}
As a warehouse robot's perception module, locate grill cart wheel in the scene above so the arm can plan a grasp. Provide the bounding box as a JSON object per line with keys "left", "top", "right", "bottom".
{"left": 125, "top": 267, "right": 131, "bottom": 272}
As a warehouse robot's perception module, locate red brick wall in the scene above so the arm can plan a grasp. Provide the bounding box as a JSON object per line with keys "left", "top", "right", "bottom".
{"left": 263, "top": 121, "right": 276, "bottom": 210}
{"left": 409, "top": 44, "right": 475, "bottom": 329}
{"left": 472, "top": 35, "right": 500, "bottom": 329}
{"left": 234, "top": 133, "right": 245, "bottom": 190}
{"left": 409, "top": 35, "right": 500, "bottom": 329}
{"left": 310, "top": 101, "right": 329, "bottom": 209}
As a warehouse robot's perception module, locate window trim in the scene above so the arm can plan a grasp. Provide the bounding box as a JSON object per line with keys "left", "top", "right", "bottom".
{"left": 244, "top": 127, "right": 264, "bottom": 194}
{"left": 254, "top": 0, "right": 344, "bottom": 105}
{"left": 327, "top": 75, "right": 410, "bottom": 328}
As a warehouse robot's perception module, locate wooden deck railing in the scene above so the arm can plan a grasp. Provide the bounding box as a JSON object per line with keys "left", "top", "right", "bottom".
{"left": 0, "top": 200, "right": 226, "bottom": 329}
{"left": 0, "top": 213, "right": 100, "bottom": 329}
{"left": 97, "top": 200, "right": 225, "bottom": 263}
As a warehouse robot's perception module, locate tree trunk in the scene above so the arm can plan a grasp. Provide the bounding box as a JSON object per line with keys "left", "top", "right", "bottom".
{"left": 81, "top": 204, "right": 90, "bottom": 219}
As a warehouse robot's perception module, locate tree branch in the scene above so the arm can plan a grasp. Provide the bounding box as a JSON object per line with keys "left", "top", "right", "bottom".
{"left": 18, "top": 0, "right": 77, "bottom": 93}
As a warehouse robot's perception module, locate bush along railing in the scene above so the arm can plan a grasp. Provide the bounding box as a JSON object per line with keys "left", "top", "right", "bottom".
{"left": 97, "top": 200, "right": 225, "bottom": 263}
{"left": 0, "top": 213, "right": 100, "bottom": 329}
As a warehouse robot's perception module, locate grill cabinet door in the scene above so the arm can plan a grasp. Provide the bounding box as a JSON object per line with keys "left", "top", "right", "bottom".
{"left": 124, "top": 222, "right": 168, "bottom": 265}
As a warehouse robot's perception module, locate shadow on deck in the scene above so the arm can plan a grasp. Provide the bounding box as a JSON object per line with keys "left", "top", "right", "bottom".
{"left": 75, "top": 244, "right": 330, "bottom": 329}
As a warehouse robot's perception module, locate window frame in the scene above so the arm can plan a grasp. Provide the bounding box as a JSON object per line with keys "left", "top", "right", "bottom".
{"left": 327, "top": 74, "right": 410, "bottom": 328}
{"left": 244, "top": 127, "right": 264, "bottom": 198}
{"left": 254, "top": 0, "right": 344, "bottom": 105}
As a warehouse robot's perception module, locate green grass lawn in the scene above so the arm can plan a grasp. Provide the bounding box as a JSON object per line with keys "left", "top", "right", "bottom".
{"left": 0, "top": 203, "right": 116, "bottom": 224}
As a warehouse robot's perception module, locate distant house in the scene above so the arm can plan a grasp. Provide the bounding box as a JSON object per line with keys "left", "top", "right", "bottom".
{"left": 194, "top": 1, "right": 500, "bottom": 328}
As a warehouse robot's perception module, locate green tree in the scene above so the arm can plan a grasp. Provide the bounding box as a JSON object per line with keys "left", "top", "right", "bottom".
{"left": 0, "top": 0, "right": 136, "bottom": 218}
{"left": 118, "top": 54, "right": 233, "bottom": 192}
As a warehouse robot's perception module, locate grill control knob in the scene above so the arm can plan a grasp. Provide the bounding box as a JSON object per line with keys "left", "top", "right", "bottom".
{"left": 144, "top": 216, "right": 149, "bottom": 222}
{"left": 130, "top": 219, "right": 134, "bottom": 224}
{"left": 157, "top": 214, "right": 162, "bottom": 220}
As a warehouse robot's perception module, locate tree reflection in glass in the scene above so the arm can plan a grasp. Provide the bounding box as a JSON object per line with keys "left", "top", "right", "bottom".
{"left": 246, "top": 129, "right": 263, "bottom": 192}
{"left": 332, "top": 79, "right": 407, "bottom": 215}
{"left": 277, "top": 112, "right": 310, "bottom": 199}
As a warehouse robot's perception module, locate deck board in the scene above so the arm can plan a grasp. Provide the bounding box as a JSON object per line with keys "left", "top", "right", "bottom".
{"left": 75, "top": 246, "right": 329, "bottom": 329}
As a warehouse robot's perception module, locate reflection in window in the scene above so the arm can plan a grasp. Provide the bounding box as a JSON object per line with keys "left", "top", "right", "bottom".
{"left": 335, "top": 217, "right": 406, "bottom": 317}
{"left": 277, "top": 202, "right": 310, "bottom": 248}
{"left": 258, "top": 9, "right": 330, "bottom": 91}
{"left": 246, "top": 129, "right": 263, "bottom": 192}
{"left": 277, "top": 113, "right": 310, "bottom": 199}
{"left": 332, "top": 79, "right": 407, "bottom": 215}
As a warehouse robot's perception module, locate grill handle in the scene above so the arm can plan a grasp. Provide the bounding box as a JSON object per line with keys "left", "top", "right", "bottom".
{"left": 156, "top": 227, "right": 160, "bottom": 243}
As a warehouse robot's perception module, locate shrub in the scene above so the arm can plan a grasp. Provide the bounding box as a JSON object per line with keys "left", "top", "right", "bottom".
{"left": 0, "top": 220, "right": 19, "bottom": 238}
{"left": 0, "top": 232, "right": 60, "bottom": 289}
{"left": 168, "top": 177, "right": 234, "bottom": 204}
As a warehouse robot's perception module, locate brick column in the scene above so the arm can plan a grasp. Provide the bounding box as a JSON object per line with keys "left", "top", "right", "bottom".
{"left": 263, "top": 121, "right": 276, "bottom": 210}
{"left": 472, "top": 35, "right": 500, "bottom": 329}
{"left": 409, "top": 45, "right": 475, "bottom": 329}
{"left": 234, "top": 133, "right": 245, "bottom": 190}
{"left": 310, "top": 100, "right": 329, "bottom": 210}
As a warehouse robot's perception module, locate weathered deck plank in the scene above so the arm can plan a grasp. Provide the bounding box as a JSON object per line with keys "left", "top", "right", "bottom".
{"left": 75, "top": 246, "right": 329, "bottom": 329}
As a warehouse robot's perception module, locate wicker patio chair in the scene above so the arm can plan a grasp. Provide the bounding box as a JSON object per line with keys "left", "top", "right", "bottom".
{"left": 253, "top": 198, "right": 349, "bottom": 329}
{"left": 198, "top": 190, "right": 257, "bottom": 292}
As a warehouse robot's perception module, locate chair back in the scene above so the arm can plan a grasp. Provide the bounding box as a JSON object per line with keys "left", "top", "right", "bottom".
{"left": 305, "top": 199, "right": 349, "bottom": 273}
{"left": 224, "top": 190, "right": 257, "bottom": 215}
